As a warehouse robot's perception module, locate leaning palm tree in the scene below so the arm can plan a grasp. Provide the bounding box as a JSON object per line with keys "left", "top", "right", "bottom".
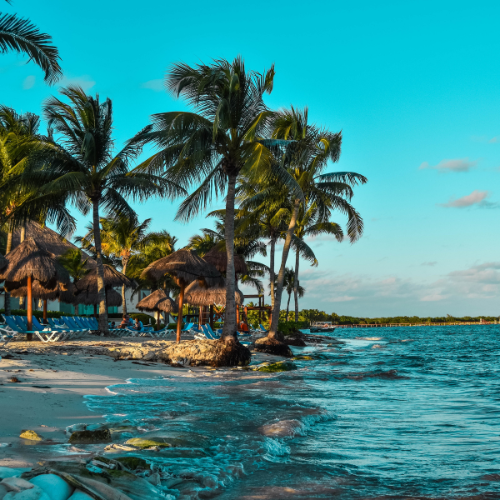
{"left": 134, "top": 57, "right": 300, "bottom": 340}
{"left": 22, "top": 86, "right": 184, "bottom": 332}
{"left": 0, "top": 3, "right": 61, "bottom": 84}
{"left": 76, "top": 214, "right": 152, "bottom": 315}
{"left": 245, "top": 107, "right": 367, "bottom": 338}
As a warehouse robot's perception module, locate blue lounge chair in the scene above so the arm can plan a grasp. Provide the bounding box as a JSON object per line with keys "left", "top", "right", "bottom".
{"left": 205, "top": 324, "right": 220, "bottom": 339}
{"left": 61, "top": 316, "right": 88, "bottom": 332}
{"left": 2, "top": 315, "right": 68, "bottom": 342}
{"left": 258, "top": 324, "right": 269, "bottom": 333}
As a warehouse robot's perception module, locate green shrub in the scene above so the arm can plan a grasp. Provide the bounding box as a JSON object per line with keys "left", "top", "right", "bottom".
{"left": 278, "top": 321, "right": 309, "bottom": 335}
{"left": 0, "top": 308, "right": 72, "bottom": 319}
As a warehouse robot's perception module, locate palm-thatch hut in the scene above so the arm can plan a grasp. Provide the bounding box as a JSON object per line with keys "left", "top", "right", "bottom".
{"left": 141, "top": 249, "right": 221, "bottom": 342}
{"left": 75, "top": 265, "right": 133, "bottom": 293}
{"left": 137, "top": 289, "right": 178, "bottom": 330}
{"left": 203, "top": 247, "right": 248, "bottom": 275}
{"left": 185, "top": 279, "right": 244, "bottom": 329}
{"left": 0, "top": 238, "right": 70, "bottom": 335}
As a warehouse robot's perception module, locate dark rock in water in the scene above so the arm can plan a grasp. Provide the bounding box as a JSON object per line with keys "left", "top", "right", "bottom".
{"left": 115, "top": 457, "right": 150, "bottom": 471}
{"left": 69, "top": 429, "right": 111, "bottom": 444}
{"left": 284, "top": 333, "right": 307, "bottom": 347}
{"left": 254, "top": 337, "right": 293, "bottom": 357}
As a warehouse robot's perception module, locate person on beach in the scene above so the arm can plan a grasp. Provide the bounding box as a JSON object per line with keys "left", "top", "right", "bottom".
{"left": 240, "top": 321, "right": 249, "bottom": 332}
{"left": 119, "top": 314, "right": 132, "bottom": 328}
{"left": 132, "top": 318, "right": 141, "bottom": 331}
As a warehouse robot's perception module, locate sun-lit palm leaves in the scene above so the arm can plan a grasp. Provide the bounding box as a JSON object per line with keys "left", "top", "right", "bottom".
{"left": 0, "top": 10, "right": 61, "bottom": 84}
{"left": 135, "top": 57, "right": 298, "bottom": 338}
{"left": 21, "top": 86, "right": 184, "bottom": 331}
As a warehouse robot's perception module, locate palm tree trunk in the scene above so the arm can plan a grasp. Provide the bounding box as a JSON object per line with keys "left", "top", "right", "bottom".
{"left": 92, "top": 200, "right": 108, "bottom": 333}
{"left": 121, "top": 257, "right": 129, "bottom": 316}
{"left": 294, "top": 248, "right": 300, "bottom": 322}
{"left": 269, "top": 199, "right": 300, "bottom": 338}
{"left": 269, "top": 237, "right": 276, "bottom": 309}
{"left": 286, "top": 291, "right": 291, "bottom": 322}
{"left": 4, "top": 229, "right": 12, "bottom": 315}
{"left": 222, "top": 173, "right": 237, "bottom": 340}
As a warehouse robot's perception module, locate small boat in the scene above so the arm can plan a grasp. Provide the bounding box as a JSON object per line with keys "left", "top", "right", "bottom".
{"left": 309, "top": 321, "right": 337, "bottom": 333}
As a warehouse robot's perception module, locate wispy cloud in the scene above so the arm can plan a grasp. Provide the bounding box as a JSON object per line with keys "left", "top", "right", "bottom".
{"left": 141, "top": 79, "right": 164, "bottom": 92}
{"left": 22, "top": 75, "right": 35, "bottom": 89}
{"left": 439, "top": 190, "right": 496, "bottom": 208}
{"left": 419, "top": 158, "right": 477, "bottom": 173}
{"left": 489, "top": 137, "right": 499, "bottom": 143}
{"left": 59, "top": 74, "right": 95, "bottom": 91}
{"left": 421, "top": 261, "right": 437, "bottom": 267}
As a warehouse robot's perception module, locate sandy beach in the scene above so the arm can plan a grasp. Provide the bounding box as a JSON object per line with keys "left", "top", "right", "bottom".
{"left": 0, "top": 338, "right": 281, "bottom": 468}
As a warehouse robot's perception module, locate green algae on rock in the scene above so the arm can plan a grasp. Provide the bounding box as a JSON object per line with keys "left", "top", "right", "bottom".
{"left": 124, "top": 437, "right": 172, "bottom": 449}
{"left": 257, "top": 361, "right": 297, "bottom": 372}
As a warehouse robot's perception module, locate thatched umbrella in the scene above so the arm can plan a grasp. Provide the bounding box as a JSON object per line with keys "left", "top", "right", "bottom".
{"left": 0, "top": 238, "right": 70, "bottom": 335}
{"left": 75, "top": 264, "right": 133, "bottom": 293}
{"left": 9, "top": 281, "right": 75, "bottom": 323}
{"left": 203, "top": 247, "right": 248, "bottom": 275}
{"left": 74, "top": 287, "right": 122, "bottom": 307}
{"left": 185, "top": 279, "right": 244, "bottom": 329}
{"left": 137, "top": 289, "right": 178, "bottom": 330}
{"left": 141, "top": 249, "right": 221, "bottom": 342}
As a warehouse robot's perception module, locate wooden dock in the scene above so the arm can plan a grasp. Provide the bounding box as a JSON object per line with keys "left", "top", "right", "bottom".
{"left": 334, "top": 322, "right": 498, "bottom": 328}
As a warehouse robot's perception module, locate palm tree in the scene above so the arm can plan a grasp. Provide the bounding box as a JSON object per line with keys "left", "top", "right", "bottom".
{"left": 22, "top": 86, "right": 184, "bottom": 332}
{"left": 75, "top": 214, "right": 152, "bottom": 315}
{"left": 0, "top": 105, "right": 74, "bottom": 314}
{"left": 281, "top": 267, "right": 304, "bottom": 321}
{"left": 0, "top": 3, "right": 61, "bottom": 84}
{"left": 134, "top": 57, "right": 299, "bottom": 340}
{"left": 292, "top": 202, "right": 343, "bottom": 321}
{"left": 265, "top": 107, "right": 367, "bottom": 337}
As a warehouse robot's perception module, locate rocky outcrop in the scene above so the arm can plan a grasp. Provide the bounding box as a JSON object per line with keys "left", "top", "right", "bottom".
{"left": 283, "top": 333, "right": 307, "bottom": 347}
{"left": 255, "top": 360, "right": 297, "bottom": 372}
{"left": 68, "top": 429, "right": 111, "bottom": 444}
{"left": 19, "top": 430, "right": 43, "bottom": 441}
{"left": 108, "top": 339, "right": 251, "bottom": 367}
{"left": 253, "top": 337, "right": 293, "bottom": 357}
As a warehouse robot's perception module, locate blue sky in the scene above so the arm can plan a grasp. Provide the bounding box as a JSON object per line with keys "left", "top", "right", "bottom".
{"left": 2, "top": 0, "right": 500, "bottom": 316}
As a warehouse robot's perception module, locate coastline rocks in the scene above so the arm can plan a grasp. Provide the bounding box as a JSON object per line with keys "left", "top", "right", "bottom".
{"left": 19, "top": 431, "right": 43, "bottom": 442}
{"left": 29, "top": 475, "right": 73, "bottom": 500}
{"left": 253, "top": 337, "right": 293, "bottom": 357}
{"left": 68, "top": 429, "right": 111, "bottom": 444}
{"left": 107, "top": 339, "right": 251, "bottom": 367}
{"left": 256, "top": 361, "right": 297, "bottom": 372}
{"left": 284, "top": 336, "right": 307, "bottom": 347}
{"left": 124, "top": 438, "right": 171, "bottom": 450}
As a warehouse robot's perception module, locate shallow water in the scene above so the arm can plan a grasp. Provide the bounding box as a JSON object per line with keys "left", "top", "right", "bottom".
{"left": 86, "top": 325, "right": 500, "bottom": 499}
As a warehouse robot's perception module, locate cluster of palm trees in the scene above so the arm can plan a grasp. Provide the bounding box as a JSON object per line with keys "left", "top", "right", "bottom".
{"left": 1, "top": 8, "right": 367, "bottom": 340}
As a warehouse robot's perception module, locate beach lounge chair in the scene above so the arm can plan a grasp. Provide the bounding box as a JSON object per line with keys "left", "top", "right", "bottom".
{"left": 205, "top": 324, "right": 220, "bottom": 339}
{"left": 62, "top": 316, "right": 89, "bottom": 332}
{"left": 2, "top": 315, "right": 68, "bottom": 342}
{"left": 48, "top": 318, "right": 65, "bottom": 329}
{"left": 258, "top": 324, "right": 269, "bottom": 333}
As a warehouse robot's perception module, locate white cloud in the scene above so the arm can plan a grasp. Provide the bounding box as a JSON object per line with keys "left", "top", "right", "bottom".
{"left": 439, "top": 190, "right": 495, "bottom": 208}
{"left": 489, "top": 137, "right": 499, "bottom": 143}
{"left": 421, "top": 261, "right": 437, "bottom": 266}
{"left": 419, "top": 158, "right": 477, "bottom": 173}
{"left": 59, "top": 74, "right": 95, "bottom": 91}
{"left": 141, "top": 79, "right": 164, "bottom": 92}
{"left": 22, "top": 75, "right": 35, "bottom": 89}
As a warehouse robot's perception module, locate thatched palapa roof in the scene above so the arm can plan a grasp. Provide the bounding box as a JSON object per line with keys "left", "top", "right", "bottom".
{"left": 74, "top": 287, "right": 122, "bottom": 307}
{"left": 136, "top": 289, "right": 178, "bottom": 313}
{"left": 203, "top": 247, "right": 248, "bottom": 275}
{"left": 9, "top": 280, "right": 74, "bottom": 301}
{"left": 75, "top": 265, "right": 134, "bottom": 293}
{"left": 12, "top": 220, "right": 94, "bottom": 265}
{"left": 141, "top": 249, "right": 221, "bottom": 287}
{"left": 0, "top": 238, "right": 70, "bottom": 288}
{"left": 184, "top": 279, "right": 244, "bottom": 306}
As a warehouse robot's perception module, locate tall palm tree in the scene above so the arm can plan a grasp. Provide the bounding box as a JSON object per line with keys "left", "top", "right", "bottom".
{"left": 22, "top": 86, "right": 184, "bottom": 332}
{"left": 76, "top": 214, "right": 152, "bottom": 315}
{"left": 264, "top": 107, "right": 367, "bottom": 337}
{"left": 280, "top": 267, "right": 304, "bottom": 321}
{"left": 0, "top": 2, "right": 61, "bottom": 84}
{"left": 292, "top": 202, "right": 343, "bottom": 321}
{"left": 134, "top": 57, "right": 300, "bottom": 340}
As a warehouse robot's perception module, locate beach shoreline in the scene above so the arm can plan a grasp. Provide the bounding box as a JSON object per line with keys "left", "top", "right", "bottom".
{"left": 0, "top": 338, "right": 284, "bottom": 468}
